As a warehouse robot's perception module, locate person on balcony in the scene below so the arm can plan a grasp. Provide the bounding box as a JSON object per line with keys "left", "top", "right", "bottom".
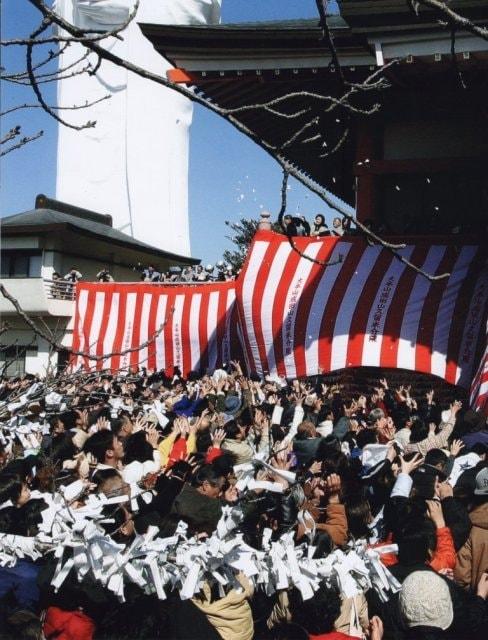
{"left": 96, "top": 269, "right": 114, "bottom": 283}
{"left": 310, "top": 214, "right": 330, "bottom": 237}
{"left": 141, "top": 265, "right": 161, "bottom": 282}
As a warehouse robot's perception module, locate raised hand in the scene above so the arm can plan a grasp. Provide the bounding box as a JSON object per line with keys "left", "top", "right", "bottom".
{"left": 212, "top": 428, "right": 226, "bottom": 448}
{"left": 400, "top": 452, "right": 424, "bottom": 475}
{"left": 369, "top": 616, "right": 384, "bottom": 640}
{"left": 426, "top": 499, "right": 445, "bottom": 529}
{"left": 96, "top": 416, "right": 111, "bottom": 431}
{"left": 450, "top": 400, "right": 462, "bottom": 416}
{"left": 145, "top": 425, "right": 160, "bottom": 449}
{"left": 325, "top": 473, "right": 342, "bottom": 503}
{"left": 449, "top": 439, "right": 465, "bottom": 457}
{"left": 309, "top": 460, "right": 323, "bottom": 476}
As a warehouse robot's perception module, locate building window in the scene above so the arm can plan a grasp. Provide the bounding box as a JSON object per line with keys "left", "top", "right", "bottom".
{"left": 57, "top": 349, "right": 70, "bottom": 374}
{"left": 0, "top": 250, "right": 42, "bottom": 278}
{"left": 0, "top": 345, "right": 35, "bottom": 377}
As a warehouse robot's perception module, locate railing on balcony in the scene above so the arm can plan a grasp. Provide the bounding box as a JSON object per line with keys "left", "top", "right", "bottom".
{"left": 43, "top": 278, "right": 76, "bottom": 301}
{"left": 42, "top": 277, "right": 235, "bottom": 302}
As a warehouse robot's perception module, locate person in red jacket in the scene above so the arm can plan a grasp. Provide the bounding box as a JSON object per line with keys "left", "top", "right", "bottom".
{"left": 44, "top": 606, "right": 96, "bottom": 640}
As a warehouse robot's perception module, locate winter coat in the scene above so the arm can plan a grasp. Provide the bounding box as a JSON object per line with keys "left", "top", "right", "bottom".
{"left": 461, "top": 430, "right": 488, "bottom": 449}
{"left": 170, "top": 483, "right": 222, "bottom": 535}
{"left": 191, "top": 573, "right": 254, "bottom": 640}
{"left": 0, "top": 559, "right": 40, "bottom": 611}
{"left": 293, "top": 437, "right": 324, "bottom": 467}
{"left": 405, "top": 417, "right": 455, "bottom": 457}
{"left": 44, "top": 606, "right": 95, "bottom": 640}
{"left": 297, "top": 501, "right": 348, "bottom": 546}
{"left": 429, "top": 526, "right": 456, "bottom": 572}
{"left": 267, "top": 590, "right": 368, "bottom": 638}
{"left": 221, "top": 438, "right": 254, "bottom": 465}
{"left": 454, "top": 501, "right": 488, "bottom": 591}
{"left": 441, "top": 496, "right": 471, "bottom": 551}
{"left": 158, "top": 432, "right": 196, "bottom": 467}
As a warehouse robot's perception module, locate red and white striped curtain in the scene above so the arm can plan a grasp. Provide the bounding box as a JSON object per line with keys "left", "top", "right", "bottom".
{"left": 71, "top": 281, "right": 240, "bottom": 374}
{"left": 237, "top": 231, "right": 487, "bottom": 391}
{"left": 71, "top": 231, "right": 488, "bottom": 413}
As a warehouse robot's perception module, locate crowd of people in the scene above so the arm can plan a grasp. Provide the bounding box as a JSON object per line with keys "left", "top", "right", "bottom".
{"left": 47, "top": 263, "right": 237, "bottom": 298}
{"left": 141, "top": 263, "right": 236, "bottom": 284}
{"left": 0, "top": 364, "right": 487, "bottom": 640}
{"left": 282, "top": 215, "right": 351, "bottom": 238}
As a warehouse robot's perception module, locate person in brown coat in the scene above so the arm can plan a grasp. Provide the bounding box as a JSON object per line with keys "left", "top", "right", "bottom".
{"left": 454, "top": 467, "right": 488, "bottom": 591}
{"left": 297, "top": 473, "right": 348, "bottom": 546}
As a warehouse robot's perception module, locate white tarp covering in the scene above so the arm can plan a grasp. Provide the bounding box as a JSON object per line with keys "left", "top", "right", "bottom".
{"left": 54, "top": 1, "right": 222, "bottom": 256}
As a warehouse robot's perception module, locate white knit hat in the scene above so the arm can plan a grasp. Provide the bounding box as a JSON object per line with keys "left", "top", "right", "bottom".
{"left": 399, "top": 571, "right": 453, "bottom": 630}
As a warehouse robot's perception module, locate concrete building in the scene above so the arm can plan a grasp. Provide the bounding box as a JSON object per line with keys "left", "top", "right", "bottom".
{"left": 0, "top": 195, "right": 198, "bottom": 376}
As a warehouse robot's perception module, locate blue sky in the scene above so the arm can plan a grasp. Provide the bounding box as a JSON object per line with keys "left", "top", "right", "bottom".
{"left": 1, "top": 1, "right": 342, "bottom": 264}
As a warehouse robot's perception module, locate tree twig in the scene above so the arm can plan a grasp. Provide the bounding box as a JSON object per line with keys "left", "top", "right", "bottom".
{"left": 0, "top": 129, "right": 43, "bottom": 156}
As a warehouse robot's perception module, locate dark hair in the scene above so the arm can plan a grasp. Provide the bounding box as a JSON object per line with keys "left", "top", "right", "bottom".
{"left": 314, "top": 214, "right": 325, "bottom": 226}
{"left": 58, "top": 410, "right": 78, "bottom": 430}
{"left": 92, "top": 467, "right": 121, "bottom": 489}
{"left": 410, "top": 418, "right": 429, "bottom": 444}
{"left": 288, "top": 584, "right": 341, "bottom": 635}
{"left": 312, "top": 530, "right": 334, "bottom": 558}
{"left": 211, "top": 451, "right": 236, "bottom": 477}
{"left": 470, "top": 443, "right": 488, "bottom": 456}
{"left": 0, "top": 506, "right": 16, "bottom": 533}
{"left": 270, "top": 623, "right": 308, "bottom": 640}
{"left": 191, "top": 464, "right": 224, "bottom": 489}
{"left": 51, "top": 432, "right": 77, "bottom": 465}
{"left": 397, "top": 517, "right": 436, "bottom": 565}
{"left": 224, "top": 420, "right": 240, "bottom": 439}
{"left": 345, "top": 496, "right": 372, "bottom": 540}
{"left": 367, "top": 408, "right": 384, "bottom": 427}
{"left": 2, "top": 455, "right": 36, "bottom": 480}
{"left": 424, "top": 448, "right": 448, "bottom": 468}
{"left": 124, "top": 431, "right": 153, "bottom": 465}
{"left": 15, "top": 498, "right": 48, "bottom": 536}
{"left": 237, "top": 408, "right": 253, "bottom": 427}
{"left": 196, "top": 429, "right": 213, "bottom": 453}
{"left": 4, "top": 609, "right": 42, "bottom": 640}
{"left": 83, "top": 429, "right": 116, "bottom": 463}
{"left": 110, "top": 417, "right": 126, "bottom": 438}
{"left": 356, "top": 428, "right": 377, "bottom": 448}
{"left": 0, "top": 473, "right": 24, "bottom": 505}
{"left": 100, "top": 502, "right": 132, "bottom": 543}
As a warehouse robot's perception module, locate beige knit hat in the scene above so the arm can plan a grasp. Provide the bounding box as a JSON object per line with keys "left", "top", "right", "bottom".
{"left": 399, "top": 571, "right": 453, "bottom": 630}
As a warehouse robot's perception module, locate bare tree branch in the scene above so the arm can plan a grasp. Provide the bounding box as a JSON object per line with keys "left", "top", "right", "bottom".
{"left": 2, "top": 49, "right": 90, "bottom": 83}
{"left": 0, "top": 128, "right": 43, "bottom": 156}
{"left": 0, "top": 0, "right": 140, "bottom": 46}
{"left": 0, "top": 126, "right": 21, "bottom": 145}
{"left": 3, "top": 0, "right": 458, "bottom": 280}
{"left": 415, "top": 0, "right": 488, "bottom": 41}
{"left": 316, "top": 0, "right": 346, "bottom": 86}
{"left": 0, "top": 94, "right": 110, "bottom": 117}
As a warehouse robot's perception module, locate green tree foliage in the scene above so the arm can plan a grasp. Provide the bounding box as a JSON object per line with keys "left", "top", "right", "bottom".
{"left": 222, "top": 217, "right": 281, "bottom": 272}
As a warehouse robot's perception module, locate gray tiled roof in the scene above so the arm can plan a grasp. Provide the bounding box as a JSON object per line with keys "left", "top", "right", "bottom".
{"left": 1, "top": 208, "right": 199, "bottom": 265}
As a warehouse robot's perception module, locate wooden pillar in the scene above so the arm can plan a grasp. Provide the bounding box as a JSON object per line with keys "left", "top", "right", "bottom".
{"left": 355, "top": 122, "right": 379, "bottom": 223}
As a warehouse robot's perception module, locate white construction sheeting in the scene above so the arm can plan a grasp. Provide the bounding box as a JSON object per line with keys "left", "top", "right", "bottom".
{"left": 54, "top": 1, "right": 222, "bottom": 256}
